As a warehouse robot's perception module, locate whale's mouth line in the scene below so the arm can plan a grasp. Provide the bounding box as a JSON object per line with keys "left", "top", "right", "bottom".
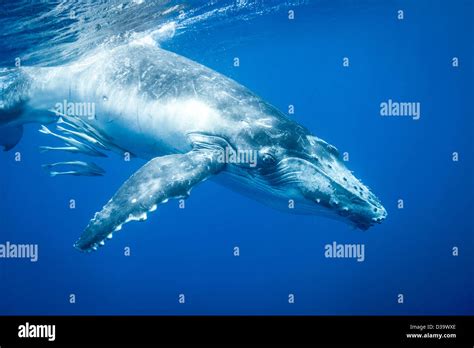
{"left": 280, "top": 156, "right": 383, "bottom": 201}
{"left": 260, "top": 156, "right": 387, "bottom": 228}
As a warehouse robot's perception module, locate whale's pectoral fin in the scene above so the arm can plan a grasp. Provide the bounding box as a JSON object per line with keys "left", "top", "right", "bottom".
{"left": 74, "top": 149, "right": 224, "bottom": 252}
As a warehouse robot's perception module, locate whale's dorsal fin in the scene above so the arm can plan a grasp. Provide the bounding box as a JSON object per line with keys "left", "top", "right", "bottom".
{"left": 74, "top": 149, "right": 224, "bottom": 252}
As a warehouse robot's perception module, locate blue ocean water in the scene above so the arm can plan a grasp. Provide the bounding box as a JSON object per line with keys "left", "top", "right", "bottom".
{"left": 0, "top": 0, "right": 472, "bottom": 315}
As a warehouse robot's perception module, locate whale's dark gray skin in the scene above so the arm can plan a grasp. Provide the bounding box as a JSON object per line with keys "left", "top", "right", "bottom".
{"left": 0, "top": 41, "right": 387, "bottom": 252}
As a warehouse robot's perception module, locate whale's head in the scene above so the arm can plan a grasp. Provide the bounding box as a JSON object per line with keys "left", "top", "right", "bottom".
{"left": 212, "top": 115, "right": 387, "bottom": 230}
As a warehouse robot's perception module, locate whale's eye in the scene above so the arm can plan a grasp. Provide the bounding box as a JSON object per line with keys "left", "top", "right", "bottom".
{"left": 261, "top": 153, "right": 276, "bottom": 165}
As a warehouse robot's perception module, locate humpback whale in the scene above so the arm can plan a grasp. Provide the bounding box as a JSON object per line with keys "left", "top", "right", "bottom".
{"left": 0, "top": 41, "right": 387, "bottom": 252}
